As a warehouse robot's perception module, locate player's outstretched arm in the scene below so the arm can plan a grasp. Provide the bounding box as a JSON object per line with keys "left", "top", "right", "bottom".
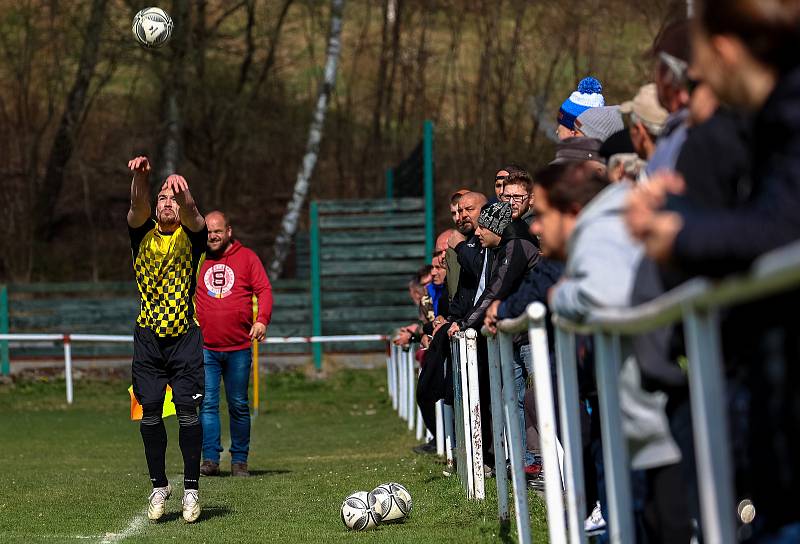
{"left": 163, "top": 174, "right": 205, "bottom": 232}
{"left": 127, "top": 156, "right": 152, "bottom": 228}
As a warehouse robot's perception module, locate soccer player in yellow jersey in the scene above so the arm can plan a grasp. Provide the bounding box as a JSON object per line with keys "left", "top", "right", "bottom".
{"left": 127, "top": 156, "right": 207, "bottom": 523}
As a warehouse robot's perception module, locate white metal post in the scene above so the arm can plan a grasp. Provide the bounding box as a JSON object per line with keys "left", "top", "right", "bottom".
{"left": 457, "top": 333, "right": 475, "bottom": 496}
{"left": 407, "top": 345, "right": 416, "bottom": 432}
{"left": 555, "top": 328, "right": 588, "bottom": 544}
{"left": 435, "top": 400, "right": 445, "bottom": 455}
{"left": 498, "top": 332, "right": 531, "bottom": 544}
{"left": 683, "top": 308, "right": 736, "bottom": 544}
{"left": 594, "top": 332, "right": 634, "bottom": 544}
{"left": 387, "top": 347, "right": 394, "bottom": 405}
{"left": 486, "top": 335, "right": 510, "bottom": 522}
{"left": 464, "top": 329, "right": 485, "bottom": 500}
{"left": 451, "top": 334, "right": 468, "bottom": 491}
{"left": 63, "top": 335, "right": 73, "bottom": 405}
{"left": 443, "top": 402, "right": 455, "bottom": 469}
{"left": 527, "top": 303, "right": 567, "bottom": 543}
{"left": 399, "top": 347, "right": 408, "bottom": 421}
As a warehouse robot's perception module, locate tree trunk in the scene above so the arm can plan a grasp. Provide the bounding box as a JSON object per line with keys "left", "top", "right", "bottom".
{"left": 155, "top": 0, "right": 190, "bottom": 189}
{"left": 268, "top": 0, "right": 345, "bottom": 279}
{"left": 34, "top": 0, "right": 109, "bottom": 239}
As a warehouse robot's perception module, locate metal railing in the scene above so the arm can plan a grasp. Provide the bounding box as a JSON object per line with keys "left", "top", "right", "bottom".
{"left": 450, "top": 330, "right": 485, "bottom": 499}
{"left": 388, "top": 338, "right": 487, "bottom": 497}
{"left": 483, "top": 305, "right": 565, "bottom": 544}
{"left": 1, "top": 333, "right": 389, "bottom": 405}
{"left": 487, "top": 240, "right": 800, "bottom": 544}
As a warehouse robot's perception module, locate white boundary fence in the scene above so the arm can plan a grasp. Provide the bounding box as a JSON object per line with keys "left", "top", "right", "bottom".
{"left": 0, "top": 333, "right": 388, "bottom": 405}
{"left": 485, "top": 240, "right": 800, "bottom": 543}
{"left": 450, "top": 329, "right": 485, "bottom": 499}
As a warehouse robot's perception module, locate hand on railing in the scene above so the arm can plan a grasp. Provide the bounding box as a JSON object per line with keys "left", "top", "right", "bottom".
{"left": 483, "top": 300, "right": 501, "bottom": 336}
{"left": 447, "top": 322, "right": 461, "bottom": 338}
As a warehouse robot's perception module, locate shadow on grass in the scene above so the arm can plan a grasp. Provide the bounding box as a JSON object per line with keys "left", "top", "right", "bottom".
{"left": 247, "top": 469, "right": 292, "bottom": 476}
{"left": 479, "top": 519, "right": 514, "bottom": 544}
{"left": 157, "top": 505, "right": 233, "bottom": 523}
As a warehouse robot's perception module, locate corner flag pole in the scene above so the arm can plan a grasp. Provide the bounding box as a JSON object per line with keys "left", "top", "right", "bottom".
{"left": 252, "top": 295, "right": 260, "bottom": 416}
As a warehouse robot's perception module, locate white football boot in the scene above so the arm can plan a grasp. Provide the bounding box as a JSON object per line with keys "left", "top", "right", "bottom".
{"left": 147, "top": 484, "right": 172, "bottom": 521}
{"left": 182, "top": 489, "right": 201, "bottom": 523}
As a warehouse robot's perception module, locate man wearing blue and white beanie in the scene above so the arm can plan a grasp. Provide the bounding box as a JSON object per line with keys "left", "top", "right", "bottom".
{"left": 557, "top": 76, "right": 605, "bottom": 140}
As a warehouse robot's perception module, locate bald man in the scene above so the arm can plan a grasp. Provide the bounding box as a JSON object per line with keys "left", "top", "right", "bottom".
{"left": 194, "top": 211, "right": 273, "bottom": 478}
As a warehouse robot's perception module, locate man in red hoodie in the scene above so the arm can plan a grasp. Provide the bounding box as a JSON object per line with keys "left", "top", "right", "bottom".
{"left": 195, "top": 211, "right": 273, "bottom": 477}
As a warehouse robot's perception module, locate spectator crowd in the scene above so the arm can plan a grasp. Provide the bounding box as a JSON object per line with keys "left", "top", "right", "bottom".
{"left": 392, "top": 2, "right": 800, "bottom": 542}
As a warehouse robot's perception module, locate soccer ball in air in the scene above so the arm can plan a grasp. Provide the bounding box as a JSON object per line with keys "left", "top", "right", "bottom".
{"left": 371, "top": 482, "right": 412, "bottom": 522}
{"left": 132, "top": 7, "right": 173, "bottom": 49}
{"left": 340, "top": 491, "right": 381, "bottom": 531}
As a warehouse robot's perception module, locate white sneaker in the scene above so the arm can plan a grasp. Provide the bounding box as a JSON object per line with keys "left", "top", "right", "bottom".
{"left": 182, "top": 489, "right": 201, "bottom": 523}
{"left": 147, "top": 484, "right": 171, "bottom": 521}
{"left": 585, "top": 501, "right": 607, "bottom": 535}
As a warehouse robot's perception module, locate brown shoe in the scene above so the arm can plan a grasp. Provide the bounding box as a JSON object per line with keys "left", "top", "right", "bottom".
{"left": 231, "top": 462, "right": 249, "bottom": 477}
{"left": 200, "top": 460, "right": 220, "bottom": 476}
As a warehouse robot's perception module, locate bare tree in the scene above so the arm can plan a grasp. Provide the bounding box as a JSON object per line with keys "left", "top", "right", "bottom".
{"left": 34, "top": 0, "right": 110, "bottom": 239}
{"left": 268, "top": 0, "right": 345, "bottom": 279}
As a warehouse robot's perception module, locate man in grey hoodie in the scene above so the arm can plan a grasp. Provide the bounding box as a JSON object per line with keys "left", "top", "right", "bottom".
{"left": 531, "top": 162, "right": 689, "bottom": 542}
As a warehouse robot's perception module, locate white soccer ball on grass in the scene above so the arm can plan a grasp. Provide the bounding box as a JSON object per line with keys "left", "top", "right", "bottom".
{"left": 340, "top": 491, "right": 382, "bottom": 531}
{"left": 371, "top": 482, "right": 412, "bottom": 522}
{"left": 132, "top": 7, "right": 173, "bottom": 49}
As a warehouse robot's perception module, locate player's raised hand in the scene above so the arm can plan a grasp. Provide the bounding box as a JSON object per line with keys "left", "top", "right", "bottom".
{"left": 128, "top": 156, "right": 151, "bottom": 175}
{"left": 163, "top": 174, "right": 191, "bottom": 205}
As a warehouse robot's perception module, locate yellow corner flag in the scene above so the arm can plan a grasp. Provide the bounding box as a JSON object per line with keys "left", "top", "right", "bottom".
{"left": 128, "top": 385, "right": 177, "bottom": 421}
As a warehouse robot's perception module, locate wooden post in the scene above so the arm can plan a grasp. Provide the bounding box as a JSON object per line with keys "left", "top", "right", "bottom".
{"left": 423, "top": 120, "right": 435, "bottom": 259}
{"left": 310, "top": 201, "right": 323, "bottom": 370}
{"left": 0, "top": 285, "right": 9, "bottom": 376}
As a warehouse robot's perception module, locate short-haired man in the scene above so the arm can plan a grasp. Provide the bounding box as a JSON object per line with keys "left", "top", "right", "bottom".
{"left": 195, "top": 211, "right": 273, "bottom": 478}
{"left": 127, "top": 156, "right": 207, "bottom": 523}
{"left": 499, "top": 170, "right": 534, "bottom": 224}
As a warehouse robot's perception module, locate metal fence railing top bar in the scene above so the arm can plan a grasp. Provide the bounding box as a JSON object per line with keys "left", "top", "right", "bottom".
{"left": 555, "top": 239, "right": 800, "bottom": 335}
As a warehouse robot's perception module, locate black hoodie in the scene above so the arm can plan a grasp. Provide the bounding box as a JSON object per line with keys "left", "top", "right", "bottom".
{"left": 457, "top": 219, "right": 540, "bottom": 330}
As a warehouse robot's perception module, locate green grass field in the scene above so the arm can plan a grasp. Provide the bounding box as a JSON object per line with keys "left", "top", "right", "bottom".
{"left": 0, "top": 367, "right": 548, "bottom": 543}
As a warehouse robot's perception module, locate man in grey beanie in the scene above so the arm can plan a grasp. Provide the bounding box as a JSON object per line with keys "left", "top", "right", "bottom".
{"left": 575, "top": 106, "right": 625, "bottom": 142}
{"left": 448, "top": 201, "right": 539, "bottom": 336}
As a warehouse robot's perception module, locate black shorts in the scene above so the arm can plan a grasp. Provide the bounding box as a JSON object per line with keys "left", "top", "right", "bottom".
{"left": 132, "top": 325, "right": 205, "bottom": 408}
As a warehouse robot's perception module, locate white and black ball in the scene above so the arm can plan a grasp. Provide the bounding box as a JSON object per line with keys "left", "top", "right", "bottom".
{"left": 372, "top": 482, "right": 412, "bottom": 522}
{"left": 340, "top": 491, "right": 381, "bottom": 531}
{"left": 131, "top": 7, "right": 174, "bottom": 49}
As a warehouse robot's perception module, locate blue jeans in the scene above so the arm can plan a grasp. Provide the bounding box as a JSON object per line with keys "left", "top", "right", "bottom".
{"left": 517, "top": 345, "right": 536, "bottom": 467}
{"left": 200, "top": 348, "right": 252, "bottom": 464}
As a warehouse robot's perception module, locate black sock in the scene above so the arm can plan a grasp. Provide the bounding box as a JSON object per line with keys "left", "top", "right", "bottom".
{"left": 176, "top": 405, "right": 203, "bottom": 490}
{"left": 179, "top": 423, "right": 202, "bottom": 490}
{"left": 140, "top": 420, "right": 168, "bottom": 488}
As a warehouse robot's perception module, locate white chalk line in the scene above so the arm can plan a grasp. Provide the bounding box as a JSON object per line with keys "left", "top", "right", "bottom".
{"left": 97, "top": 476, "right": 182, "bottom": 544}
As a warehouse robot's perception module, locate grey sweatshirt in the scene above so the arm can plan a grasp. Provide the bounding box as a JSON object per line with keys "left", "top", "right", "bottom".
{"left": 551, "top": 180, "right": 643, "bottom": 321}
{"left": 551, "top": 180, "right": 681, "bottom": 470}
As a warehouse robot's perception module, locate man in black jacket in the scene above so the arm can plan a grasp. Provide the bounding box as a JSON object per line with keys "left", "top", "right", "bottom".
{"left": 413, "top": 192, "right": 487, "bottom": 454}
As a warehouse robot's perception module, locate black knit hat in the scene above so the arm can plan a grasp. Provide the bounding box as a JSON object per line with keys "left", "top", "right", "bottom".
{"left": 478, "top": 202, "right": 512, "bottom": 236}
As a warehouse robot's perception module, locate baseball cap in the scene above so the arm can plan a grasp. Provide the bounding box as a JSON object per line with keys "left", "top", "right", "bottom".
{"left": 619, "top": 84, "right": 669, "bottom": 136}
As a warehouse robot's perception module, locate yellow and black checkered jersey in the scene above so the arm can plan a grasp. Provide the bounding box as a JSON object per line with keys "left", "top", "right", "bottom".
{"left": 129, "top": 219, "right": 208, "bottom": 337}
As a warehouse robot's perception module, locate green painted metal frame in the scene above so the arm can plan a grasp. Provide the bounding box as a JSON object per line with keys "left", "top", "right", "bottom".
{"left": 309, "top": 202, "right": 323, "bottom": 370}
{"left": 385, "top": 167, "right": 394, "bottom": 200}
{"left": 0, "top": 285, "right": 8, "bottom": 375}
{"left": 423, "top": 120, "right": 435, "bottom": 260}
